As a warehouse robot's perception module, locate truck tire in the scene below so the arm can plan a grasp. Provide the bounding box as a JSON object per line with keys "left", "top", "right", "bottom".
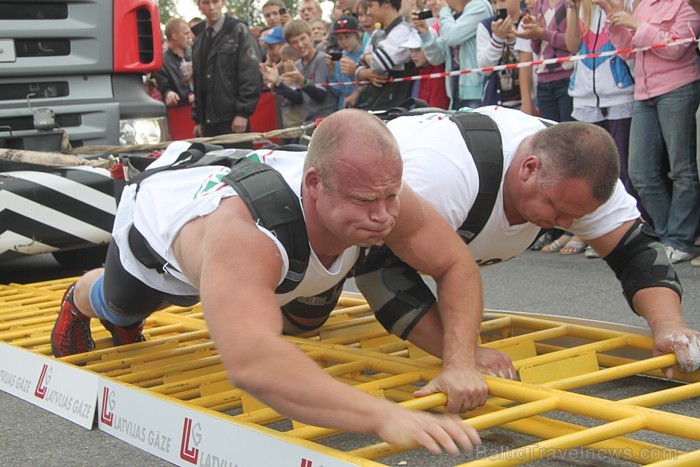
{"left": 52, "top": 245, "right": 109, "bottom": 270}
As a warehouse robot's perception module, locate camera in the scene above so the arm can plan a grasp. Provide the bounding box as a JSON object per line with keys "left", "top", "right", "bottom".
{"left": 329, "top": 51, "right": 343, "bottom": 61}
{"left": 279, "top": 7, "right": 287, "bottom": 14}
{"left": 415, "top": 9, "right": 433, "bottom": 20}
{"left": 496, "top": 8, "right": 508, "bottom": 20}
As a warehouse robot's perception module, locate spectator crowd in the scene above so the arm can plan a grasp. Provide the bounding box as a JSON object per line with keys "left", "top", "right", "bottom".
{"left": 151, "top": 0, "right": 700, "bottom": 267}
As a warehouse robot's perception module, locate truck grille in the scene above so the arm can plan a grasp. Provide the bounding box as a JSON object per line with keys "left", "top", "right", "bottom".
{"left": 15, "top": 39, "right": 71, "bottom": 57}
{"left": 0, "top": 82, "right": 69, "bottom": 100}
{"left": 0, "top": 2, "right": 68, "bottom": 20}
{"left": 0, "top": 114, "right": 81, "bottom": 131}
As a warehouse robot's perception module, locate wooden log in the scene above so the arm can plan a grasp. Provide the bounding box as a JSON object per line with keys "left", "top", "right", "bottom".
{"left": 0, "top": 148, "right": 113, "bottom": 168}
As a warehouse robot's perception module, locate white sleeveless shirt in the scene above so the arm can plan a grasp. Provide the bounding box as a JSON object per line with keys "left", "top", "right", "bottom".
{"left": 112, "top": 143, "right": 360, "bottom": 303}
{"left": 388, "top": 106, "right": 640, "bottom": 267}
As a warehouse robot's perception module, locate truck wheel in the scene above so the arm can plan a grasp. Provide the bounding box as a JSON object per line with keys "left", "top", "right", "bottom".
{"left": 52, "top": 245, "right": 109, "bottom": 270}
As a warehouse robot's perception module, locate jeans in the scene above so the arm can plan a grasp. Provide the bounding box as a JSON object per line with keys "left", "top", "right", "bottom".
{"left": 629, "top": 80, "right": 700, "bottom": 252}
{"left": 594, "top": 118, "right": 648, "bottom": 221}
{"left": 697, "top": 103, "right": 700, "bottom": 238}
{"left": 537, "top": 78, "right": 574, "bottom": 122}
{"left": 697, "top": 103, "right": 700, "bottom": 181}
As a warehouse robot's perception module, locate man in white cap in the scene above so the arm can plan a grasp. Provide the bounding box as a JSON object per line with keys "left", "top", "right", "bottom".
{"left": 399, "top": 29, "right": 449, "bottom": 108}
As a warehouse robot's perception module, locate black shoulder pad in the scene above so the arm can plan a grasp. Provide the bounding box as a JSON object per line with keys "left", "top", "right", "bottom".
{"left": 222, "top": 158, "right": 309, "bottom": 294}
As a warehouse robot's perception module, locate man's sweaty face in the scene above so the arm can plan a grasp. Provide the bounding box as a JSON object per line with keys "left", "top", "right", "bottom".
{"left": 318, "top": 154, "right": 403, "bottom": 247}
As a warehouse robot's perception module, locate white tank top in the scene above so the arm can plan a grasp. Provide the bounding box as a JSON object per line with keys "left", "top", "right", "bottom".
{"left": 112, "top": 143, "right": 360, "bottom": 303}
{"left": 388, "top": 106, "right": 639, "bottom": 267}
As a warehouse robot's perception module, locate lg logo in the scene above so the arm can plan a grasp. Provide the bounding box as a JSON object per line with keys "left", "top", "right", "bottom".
{"left": 34, "top": 364, "right": 52, "bottom": 399}
{"left": 180, "top": 417, "right": 202, "bottom": 464}
{"left": 100, "top": 387, "right": 116, "bottom": 426}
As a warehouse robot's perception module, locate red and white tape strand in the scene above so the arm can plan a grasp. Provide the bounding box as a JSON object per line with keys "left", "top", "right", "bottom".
{"left": 312, "top": 31, "right": 699, "bottom": 89}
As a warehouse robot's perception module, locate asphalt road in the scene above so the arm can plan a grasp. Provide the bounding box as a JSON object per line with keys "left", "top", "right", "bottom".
{"left": 1, "top": 249, "right": 699, "bottom": 466}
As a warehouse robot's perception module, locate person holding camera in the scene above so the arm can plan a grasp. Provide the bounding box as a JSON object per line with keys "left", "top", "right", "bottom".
{"left": 420, "top": 0, "right": 441, "bottom": 28}
{"left": 517, "top": 0, "right": 574, "bottom": 122}
{"left": 413, "top": 0, "right": 493, "bottom": 110}
{"left": 324, "top": 0, "right": 360, "bottom": 60}
{"left": 262, "top": 0, "right": 291, "bottom": 29}
{"left": 356, "top": 0, "right": 415, "bottom": 111}
{"left": 326, "top": 15, "right": 367, "bottom": 109}
{"left": 476, "top": 0, "right": 523, "bottom": 107}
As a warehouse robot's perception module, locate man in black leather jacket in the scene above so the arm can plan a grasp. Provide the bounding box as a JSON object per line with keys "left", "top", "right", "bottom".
{"left": 154, "top": 18, "right": 194, "bottom": 108}
{"left": 192, "top": 0, "right": 262, "bottom": 141}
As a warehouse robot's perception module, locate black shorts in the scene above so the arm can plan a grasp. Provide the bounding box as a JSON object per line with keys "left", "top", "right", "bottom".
{"left": 102, "top": 241, "right": 199, "bottom": 319}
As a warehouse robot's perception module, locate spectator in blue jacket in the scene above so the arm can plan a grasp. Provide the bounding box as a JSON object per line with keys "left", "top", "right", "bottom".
{"left": 414, "top": 0, "right": 493, "bottom": 110}
{"left": 326, "top": 15, "right": 366, "bottom": 109}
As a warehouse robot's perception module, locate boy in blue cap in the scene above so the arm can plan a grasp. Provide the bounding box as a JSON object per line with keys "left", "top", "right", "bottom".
{"left": 260, "top": 26, "right": 285, "bottom": 67}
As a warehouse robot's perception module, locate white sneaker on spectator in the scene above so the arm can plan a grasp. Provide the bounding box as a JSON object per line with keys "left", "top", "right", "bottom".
{"left": 691, "top": 256, "right": 700, "bottom": 267}
{"left": 664, "top": 245, "right": 694, "bottom": 264}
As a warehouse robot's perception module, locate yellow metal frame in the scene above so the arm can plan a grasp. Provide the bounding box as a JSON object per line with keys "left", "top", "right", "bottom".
{"left": 2, "top": 278, "right": 699, "bottom": 465}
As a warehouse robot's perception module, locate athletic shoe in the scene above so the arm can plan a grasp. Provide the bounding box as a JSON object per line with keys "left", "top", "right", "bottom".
{"left": 51, "top": 283, "right": 95, "bottom": 357}
{"left": 100, "top": 319, "right": 146, "bottom": 347}
{"left": 691, "top": 256, "right": 700, "bottom": 267}
{"left": 664, "top": 245, "right": 694, "bottom": 264}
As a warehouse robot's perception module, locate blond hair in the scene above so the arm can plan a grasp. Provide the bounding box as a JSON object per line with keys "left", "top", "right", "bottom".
{"left": 164, "top": 18, "right": 187, "bottom": 41}
{"left": 579, "top": 0, "right": 595, "bottom": 34}
{"left": 283, "top": 19, "right": 312, "bottom": 42}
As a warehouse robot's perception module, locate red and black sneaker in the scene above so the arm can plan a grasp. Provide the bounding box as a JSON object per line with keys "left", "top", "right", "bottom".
{"left": 100, "top": 319, "right": 146, "bottom": 347}
{"left": 51, "top": 283, "right": 95, "bottom": 357}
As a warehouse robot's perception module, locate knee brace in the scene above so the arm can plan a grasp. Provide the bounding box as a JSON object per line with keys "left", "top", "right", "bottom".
{"left": 281, "top": 280, "right": 345, "bottom": 334}
{"left": 353, "top": 246, "right": 436, "bottom": 339}
{"left": 603, "top": 219, "right": 683, "bottom": 312}
{"left": 89, "top": 275, "right": 150, "bottom": 327}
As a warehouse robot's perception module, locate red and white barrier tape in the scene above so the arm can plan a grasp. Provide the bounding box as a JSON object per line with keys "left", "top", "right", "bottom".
{"left": 311, "top": 31, "right": 699, "bottom": 89}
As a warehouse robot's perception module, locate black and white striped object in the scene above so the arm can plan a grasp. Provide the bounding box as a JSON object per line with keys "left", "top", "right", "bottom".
{"left": 0, "top": 166, "right": 116, "bottom": 261}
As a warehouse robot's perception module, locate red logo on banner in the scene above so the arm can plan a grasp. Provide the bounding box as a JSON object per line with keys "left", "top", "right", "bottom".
{"left": 34, "top": 364, "right": 50, "bottom": 399}
{"left": 180, "top": 417, "right": 200, "bottom": 464}
{"left": 301, "top": 459, "right": 313, "bottom": 467}
{"left": 100, "top": 387, "right": 114, "bottom": 426}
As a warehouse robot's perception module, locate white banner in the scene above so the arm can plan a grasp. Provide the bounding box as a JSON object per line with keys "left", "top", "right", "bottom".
{"left": 0, "top": 342, "right": 98, "bottom": 428}
{"left": 98, "top": 380, "right": 361, "bottom": 467}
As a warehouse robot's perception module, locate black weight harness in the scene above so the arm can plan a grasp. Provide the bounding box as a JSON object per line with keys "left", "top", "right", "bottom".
{"left": 126, "top": 143, "right": 309, "bottom": 294}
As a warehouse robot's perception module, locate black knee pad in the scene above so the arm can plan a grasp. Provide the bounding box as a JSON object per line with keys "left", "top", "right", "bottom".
{"left": 604, "top": 219, "right": 682, "bottom": 312}
{"left": 281, "top": 279, "right": 345, "bottom": 334}
{"left": 103, "top": 241, "right": 165, "bottom": 317}
{"left": 354, "top": 246, "right": 436, "bottom": 339}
